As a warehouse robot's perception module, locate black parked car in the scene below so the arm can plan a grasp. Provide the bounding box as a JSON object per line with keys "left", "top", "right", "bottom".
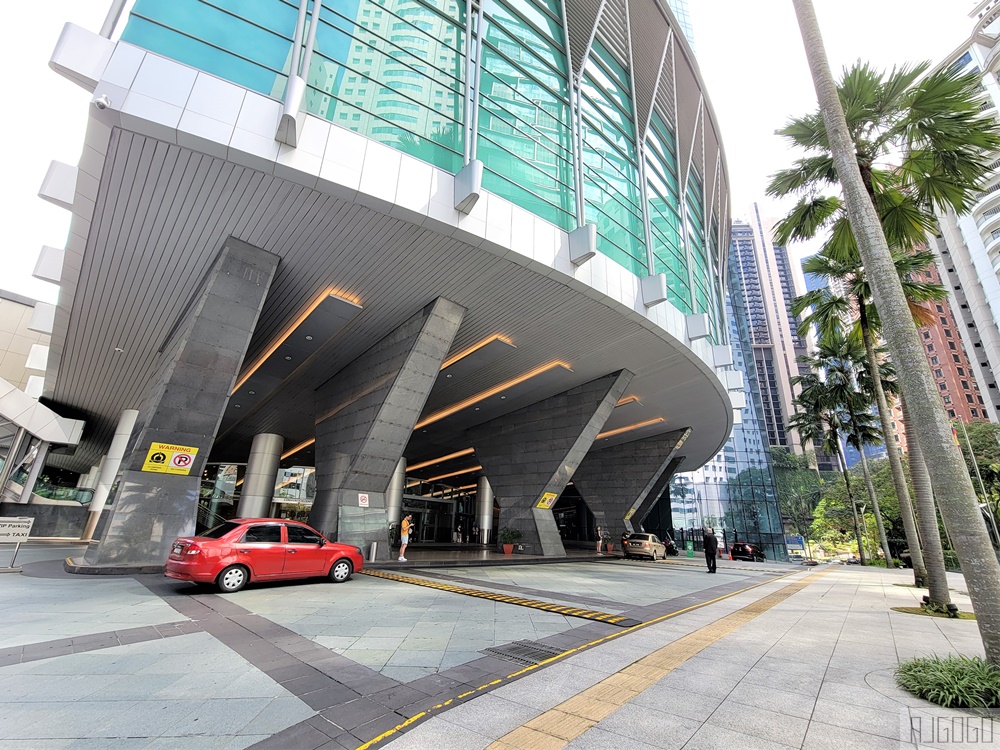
{"left": 729, "top": 542, "right": 766, "bottom": 562}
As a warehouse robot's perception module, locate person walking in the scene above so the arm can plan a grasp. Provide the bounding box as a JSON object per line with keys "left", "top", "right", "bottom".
{"left": 399, "top": 514, "right": 413, "bottom": 562}
{"left": 703, "top": 526, "right": 718, "bottom": 573}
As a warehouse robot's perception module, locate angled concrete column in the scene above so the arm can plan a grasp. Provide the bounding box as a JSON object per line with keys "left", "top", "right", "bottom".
{"left": 476, "top": 476, "right": 494, "bottom": 544}
{"left": 238, "top": 433, "right": 283, "bottom": 518}
{"left": 632, "top": 455, "right": 686, "bottom": 532}
{"left": 80, "top": 239, "right": 279, "bottom": 569}
{"left": 572, "top": 428, "right": 691, "bottom": 539}
{"left": 467, "top": 370, "right": 633, "bottom": 557}
{"left": 309, "top": 298, "right": 465, "bottom": 556}
{"left": 81, "top": 409, "right": 138, "bottom": 541}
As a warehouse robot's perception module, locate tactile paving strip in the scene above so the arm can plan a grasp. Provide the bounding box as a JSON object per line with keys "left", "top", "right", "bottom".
{"left": 360, "top": 569, "right": 641, "bottom": 627}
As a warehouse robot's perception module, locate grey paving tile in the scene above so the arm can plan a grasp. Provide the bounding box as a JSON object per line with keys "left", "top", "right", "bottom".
{"left": 727, "top": 682, "right": 817, "bottom": 719}
{"left": 679, "top": 721, "right": 799, "bottom": 750}
{"left": 439, "top": 694, "right": 539, "bottom": 738}
{"left": 802, "top": 720, "right": 915, "bottom": 750}
{"left": 811, "top": 696, "right": 905, "bottom": 740}
{"left": 319, "top": 697, "right": 391, "bottom": 731}
{"left": 163, "top": 698, "right": 274, "bottom": 736}
{"left": 706, "top": 699, "right": 809, "bottom": 746}
{"left": 631, "top": 683, "right": 723, "bottom": 722}
{"left": 237, "top": 697, "right": 315, "bottom": 735}
{"left": 566, "top": 726, "right": 665, "bottom": 750}
{"left": 378, "top": 718, "right": 487, "bottom": 750}
{"left": 595, "top": 702, "right": 701, "bottom": 748}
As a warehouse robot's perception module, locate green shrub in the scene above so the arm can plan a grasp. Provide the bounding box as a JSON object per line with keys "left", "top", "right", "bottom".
{"left": 896, "top": 655, "right": 1000, "bottom": 708}
{"left": 498, "top": 527, "right": 522, "bottom": 544}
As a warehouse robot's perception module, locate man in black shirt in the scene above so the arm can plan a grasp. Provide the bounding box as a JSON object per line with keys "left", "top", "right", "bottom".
{"left": 703, "top": 527, "right": 718, "bottom": 573}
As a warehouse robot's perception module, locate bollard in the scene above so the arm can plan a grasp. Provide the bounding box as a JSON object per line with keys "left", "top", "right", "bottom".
{"left": 369, "top": 541, "right": 378, "bottom": 562}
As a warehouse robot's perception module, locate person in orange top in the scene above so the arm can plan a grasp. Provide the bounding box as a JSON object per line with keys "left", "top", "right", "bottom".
{"left": 399, "top": 514, "right": 413, "bottom": 562}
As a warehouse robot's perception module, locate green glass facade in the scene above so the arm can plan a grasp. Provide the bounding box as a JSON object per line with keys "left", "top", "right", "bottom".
{"left": 121, "top": 0, "right": 723, "bottom": 336}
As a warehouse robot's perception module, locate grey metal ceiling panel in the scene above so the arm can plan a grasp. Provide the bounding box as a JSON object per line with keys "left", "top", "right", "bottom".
{"left": 46, "top": 129, "right": 731, "bottom": 477}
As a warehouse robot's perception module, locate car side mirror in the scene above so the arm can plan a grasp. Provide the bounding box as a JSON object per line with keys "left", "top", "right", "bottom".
{"left": 317, "top": 538, "right": 326, "bottom": 547}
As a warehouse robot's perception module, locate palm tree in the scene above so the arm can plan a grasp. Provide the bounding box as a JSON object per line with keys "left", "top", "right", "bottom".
{"left": 788, "top": 247, "right": 947, "bottom": 590}
{"left": 788, "top": 376, "right": 866, "bottom": 563}
{"left": 791, "top": 0, "right": 1000, "bottom": 662}
{"left": 792, "top": 332, "right": 894, "bottom": 565}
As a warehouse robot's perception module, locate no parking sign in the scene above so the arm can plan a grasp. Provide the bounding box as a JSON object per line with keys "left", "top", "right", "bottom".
{"left": 141, "top": 442, "right": 199, "bottom": 475}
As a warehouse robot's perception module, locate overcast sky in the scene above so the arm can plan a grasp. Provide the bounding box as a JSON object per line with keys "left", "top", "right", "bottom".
{"left": 0, "top": 1, "right": 979, "bottom": 304}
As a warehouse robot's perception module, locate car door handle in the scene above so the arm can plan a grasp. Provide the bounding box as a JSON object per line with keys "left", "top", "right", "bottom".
{"left": 238, "top": 549, "right": 249, "bottom": 554}
{"left": 288, "top": 549, "right": 296, "bottom": 554}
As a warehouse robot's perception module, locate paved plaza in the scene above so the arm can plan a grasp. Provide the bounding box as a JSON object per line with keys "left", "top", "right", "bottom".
{"left": 0, "top": 543, "right": 994, "bottom": 749}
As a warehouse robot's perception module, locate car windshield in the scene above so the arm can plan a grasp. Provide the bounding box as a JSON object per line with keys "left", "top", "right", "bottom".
{"left": 200, "top": 521, "right": 242, "bottom": 539}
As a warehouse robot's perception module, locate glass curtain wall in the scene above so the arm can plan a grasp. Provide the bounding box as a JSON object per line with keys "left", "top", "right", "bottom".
{"left": 580, "top": 41, "right": 647, "bottom": 276}
{"left": 121, "top": 0, "right": 725, "bottom": 327}
{"left": 478, "top": 0, "right": 576, "bottom": 230}
{"left": 646, "top": 112, "right": 690, "bottom": 314}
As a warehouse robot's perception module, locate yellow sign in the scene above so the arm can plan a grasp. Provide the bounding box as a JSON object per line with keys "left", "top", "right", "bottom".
{"left": 624, "top": 508, "right": 636, "bottom": 521}
{"left": 141, "top": 442, "right": 199, "bottom": 475}
{"left": 536, "top": 491, "right": 558, "bottom": 510}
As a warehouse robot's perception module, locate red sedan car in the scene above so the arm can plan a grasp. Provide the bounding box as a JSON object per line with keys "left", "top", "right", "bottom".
{"left": 165, "top": 518, "right": 364, "bottom": 593}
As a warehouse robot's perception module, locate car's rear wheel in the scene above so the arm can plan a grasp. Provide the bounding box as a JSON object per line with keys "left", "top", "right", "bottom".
{"left": 330, "top": 559, "right": 353, "bottom": 583}
{"left": 216, "top": 565, "right": 248, "bottom": 593}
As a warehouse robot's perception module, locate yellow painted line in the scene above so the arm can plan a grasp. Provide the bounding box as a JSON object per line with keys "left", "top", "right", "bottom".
{"left": 359, "top": 569, "right": 639, "bottom": 626}
{"left": 355, "top": 569, "right": 811, "bottom": 750}
{"left": 487, "top": 569, "right": 832, "bottom": 749}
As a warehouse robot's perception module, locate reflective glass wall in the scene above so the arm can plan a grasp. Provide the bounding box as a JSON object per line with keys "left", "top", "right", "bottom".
{"left": 122, "top": 0, "right": 724, "bottom": 337}
{"left": 648, "top": 235, "right": 786, "bottom": 561}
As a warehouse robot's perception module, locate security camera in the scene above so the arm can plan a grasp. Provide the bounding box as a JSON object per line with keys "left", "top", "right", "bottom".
{"left": 92, "top": 94, "right": 111, "bottom": 110}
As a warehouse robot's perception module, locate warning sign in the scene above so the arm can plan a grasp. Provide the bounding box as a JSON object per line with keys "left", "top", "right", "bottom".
{"left": 536, "top": 491, "right": 558, "bottom": 510}
{"left": 358, "top": 493, "right": 369, "bottom": 508}
{"left": 142, "top": 443, "right": 199, "bottom": 475}
{"left": 624, "top": 508, "right": 636, "bottom": 521}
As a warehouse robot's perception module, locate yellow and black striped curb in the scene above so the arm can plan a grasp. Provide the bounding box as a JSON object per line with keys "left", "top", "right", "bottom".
{"left": 359, "top": 569, "right": 641, "bottom": 627}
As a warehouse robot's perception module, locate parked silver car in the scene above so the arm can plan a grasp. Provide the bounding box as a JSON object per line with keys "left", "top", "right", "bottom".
{"left": 623, "top": 533, "right": 668, "bottom": 561}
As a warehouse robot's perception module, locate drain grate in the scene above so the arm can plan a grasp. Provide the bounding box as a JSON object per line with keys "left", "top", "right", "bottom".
{"left": 481, "top": 640, "right": 568, "bottom": 666}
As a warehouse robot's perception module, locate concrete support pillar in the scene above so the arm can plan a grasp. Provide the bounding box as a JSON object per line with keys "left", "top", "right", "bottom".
{"left": 571, "top": 429, "right": 690, "bottom": 539}
{"left": 632, "top": 455, "right": 685, "bottom": 533}
{"left": 385, "top": 458, "right": 406, "bottom": 526}
{"left": 79, "top": 239, "right": 279, "bottom": 570}
{"left": 81, "top": 409, "right": 138, "bottom": 541}
{"left": 238, "top": 433, "right": 283, "bottom": 518}
{"left": 467, "top": 370, "right": 633, "bottom": 557}
{"left": 309, "top": 297, "right": 464, "bottom": 557}
{"left": 476, "top": 475, "right": 494, "bottom": 544}
{"left": 16, "top": 441, "right": 49, "bottom": 503}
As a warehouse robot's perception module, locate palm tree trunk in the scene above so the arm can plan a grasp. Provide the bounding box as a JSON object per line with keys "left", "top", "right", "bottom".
{"left": 859, "top": 317, "right": 924, "bottom": 581}
{"left": 857, "top": 448, "right": 894, "bottom": 567}
{"left": 836, "top": 440, "right": 866, "bottom": 564}
{"left": 793, "top": 0, "right": 1000, "bottom": 661}
{"left": 904, "top": 399, "right": 952, "bottom": 608}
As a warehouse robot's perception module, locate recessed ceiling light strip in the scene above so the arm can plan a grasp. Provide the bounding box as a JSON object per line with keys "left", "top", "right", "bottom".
{"left": 231, "top": 290, "right": 360, "bottom": 394}
{"left": 596, "top": 417, "right": 665, "bottom": 440}
{"left": 407, "top": 448, "right": 476, "bottom": 472}
{"left": 415, "top": 360, "right": 572, "bottom": 429}
{"left": 440, "top": 334, "right": 515, "bottom": 370}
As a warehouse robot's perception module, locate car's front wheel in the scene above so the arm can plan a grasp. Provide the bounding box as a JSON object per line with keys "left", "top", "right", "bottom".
{"left": 329, "top": 559, "right": 353, "bottom": 583}
{"left": 216, "top": 565, "right": 248, "bottom": 593}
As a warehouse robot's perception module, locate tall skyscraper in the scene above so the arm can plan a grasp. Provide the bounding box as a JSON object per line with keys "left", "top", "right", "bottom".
{"left": 926, "top": 2, "right": 1000, "bottom": 421}
{"left": 728, "top": 206, "right": 804, "bottom": 453}
{"left": 662, "top": 229, "right": 786, "bottom": 561}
